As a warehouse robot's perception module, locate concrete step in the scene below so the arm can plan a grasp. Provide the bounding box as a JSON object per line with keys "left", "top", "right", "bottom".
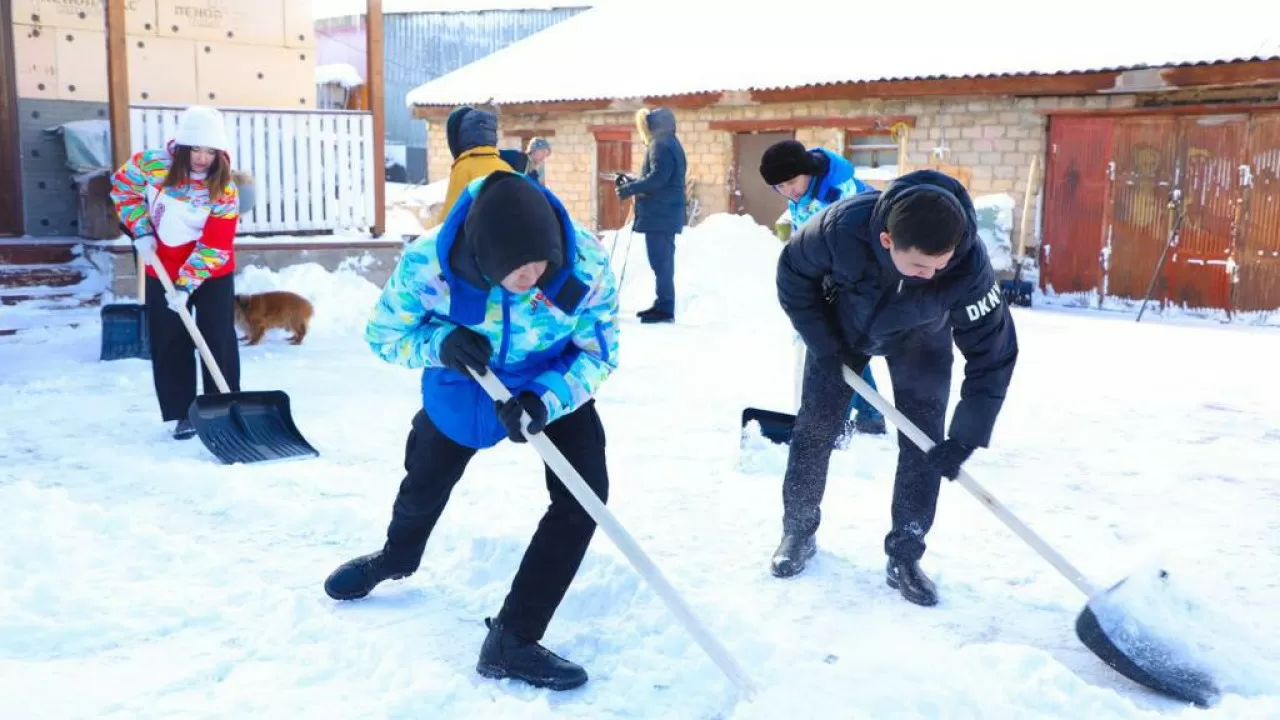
{"left": 0, "top": 300, "right": 102, "bottom": 337}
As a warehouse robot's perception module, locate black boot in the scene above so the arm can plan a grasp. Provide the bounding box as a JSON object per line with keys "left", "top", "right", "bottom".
{"left": 476, "top": 617, "right": 588, "bottom": 691}
{"left": 886, "top": 558, "right": 938, "bottom": 607}
{"left": 323, "top": 549, "right": 414, "bottom": 600}
{"left": 853, "top": 414, "right": 887, "bottom": 435}
{"left": 639, "top": 310, "right": 674, "bottom": 324}
{"left": 635, "top": 306, "right": 657, "bottom": 318}
{"left": 770, "top": 532, "right": 817, "bottom": 578}
{"left": 173, "top": 418, "right": 196, "bottom": 440}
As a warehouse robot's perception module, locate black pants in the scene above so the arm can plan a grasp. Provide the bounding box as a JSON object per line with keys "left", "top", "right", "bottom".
{"left": 781, "top": 324, "right": 954, "bottom": 562}
{"left": 144, "top": 273, "right": 241, "bottom": 422}
{"left": 383, "top": 400, "right": 610, "bottom": 642}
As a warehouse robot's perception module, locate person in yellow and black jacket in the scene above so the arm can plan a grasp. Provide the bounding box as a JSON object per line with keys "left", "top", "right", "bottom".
{"left": 439, "top": 106, "right": 513, "bottom": 220}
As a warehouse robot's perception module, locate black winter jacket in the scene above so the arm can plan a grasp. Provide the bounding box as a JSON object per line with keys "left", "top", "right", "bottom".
{"left": 776, "top": 169, "right": 1018, "bottom": 447}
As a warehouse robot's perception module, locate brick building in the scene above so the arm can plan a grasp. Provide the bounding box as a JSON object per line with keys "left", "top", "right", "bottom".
{"left": 406, "top": 2, "right": 1280, "bottom": 317}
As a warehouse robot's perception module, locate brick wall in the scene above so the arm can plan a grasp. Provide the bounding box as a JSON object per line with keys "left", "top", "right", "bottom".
{"left": 421, "top": 92, "right": 1140, "bottom": 242}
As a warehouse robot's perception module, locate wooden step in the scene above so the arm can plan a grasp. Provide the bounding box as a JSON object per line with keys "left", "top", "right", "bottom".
{"left": 0, "top": 242, "right": 81, "bottom": 265}
{"left": 0, "top": 265, "right": 87, "bottom": 290}
{"left": 0, "top": 287, "right": 101, "bottom": 307}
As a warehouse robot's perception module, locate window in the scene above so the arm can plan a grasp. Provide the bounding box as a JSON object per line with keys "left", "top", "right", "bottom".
{"left": 843, "top": 131, "right": 899, "bottom": 169}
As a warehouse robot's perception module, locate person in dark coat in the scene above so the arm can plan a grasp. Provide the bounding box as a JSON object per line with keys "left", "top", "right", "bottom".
{"left": 616, "top": 107, "right": 687, "bottom": 324}
{"left": 769, "top": 169, "right": 1019, "bottom": 608}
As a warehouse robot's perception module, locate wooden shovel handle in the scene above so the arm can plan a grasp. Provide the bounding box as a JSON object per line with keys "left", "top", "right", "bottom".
{"left": 136, "top": 244, "right": 233, "bottom": 395}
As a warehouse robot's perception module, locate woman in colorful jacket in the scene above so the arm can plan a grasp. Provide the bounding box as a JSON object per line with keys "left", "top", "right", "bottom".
{"left": 109, "top": 105, "right": 241, "bottom": 441}
{"left": 324, "top": 171, "right": 620, "bottom": 692}
{"left": 760, "top": 140, "right": 886, "bottom": 436}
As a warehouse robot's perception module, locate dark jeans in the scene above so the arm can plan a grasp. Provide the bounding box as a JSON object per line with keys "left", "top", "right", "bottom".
{"left": 645, "top": 232, "right": 676, "bottom": 314}
{"left": 847, "top": 365, "right": 884, "bottom": 422}
{"left": 144, "top": 273, "right": 241, "bottom": 422}
{"left": 383, "top": 401, "right": 610, "bottom": 642}
{"left": 781, "top": 325, "right": 954, "bottom": 561}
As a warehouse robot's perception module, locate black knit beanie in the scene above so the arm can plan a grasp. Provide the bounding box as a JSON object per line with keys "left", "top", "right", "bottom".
{"left": 464, "top": 171, "right": 563, "bottom": 284}
{"left": 760, "top": 140, "right": 817, "bottom": 186}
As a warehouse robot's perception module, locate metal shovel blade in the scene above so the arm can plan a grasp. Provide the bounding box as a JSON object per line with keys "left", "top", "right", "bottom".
{"left": 187, "top": 390, "right": 319, "bottom": 465}
{"left": 99, "top": 302, "right": 151, "bottom": 361}
{"left": 1075, "top": 576, "right": 1221, "bottom": 708}
{"left": 740, "top": 407, "right": 796, "bottom": 445}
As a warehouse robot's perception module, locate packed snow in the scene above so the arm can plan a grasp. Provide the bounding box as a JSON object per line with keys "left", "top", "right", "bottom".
{"left": 2, "top": 213, "right": 1280, "bottom": 718}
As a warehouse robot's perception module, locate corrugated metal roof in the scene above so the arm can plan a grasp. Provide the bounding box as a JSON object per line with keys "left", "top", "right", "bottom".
{"left": 405, "top": 0, "right": 1280, "bottom": 107}
{"left": 312, "top": 0, "right": 595, "bottom": 21}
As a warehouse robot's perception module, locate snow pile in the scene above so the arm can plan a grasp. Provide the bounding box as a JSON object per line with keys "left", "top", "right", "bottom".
{"left": 314, "top": 63, "right": 364, "bottom": 88}
{"left": 974, "top": 192, "right": 1016, "bottom": 273}
{"left": 234, "top": 261, "right": 383, "bottom": 339}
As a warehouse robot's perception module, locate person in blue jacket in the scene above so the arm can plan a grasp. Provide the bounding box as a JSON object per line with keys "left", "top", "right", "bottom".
{"left": 760, "top": 140, "right": 886, "bottom": 436}
{"left": 617, "top": 106, "right": 687, "bottom": 324}
{"left": 769, "top": 169, "right": 1018, "bottom": 609}
{"left": 324, "top": 170, "right": 620, "bottom": 692}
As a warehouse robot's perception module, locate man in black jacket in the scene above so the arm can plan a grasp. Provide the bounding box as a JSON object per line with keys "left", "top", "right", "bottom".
{"left": 770, "top": 169, "right": 1018, "bottom": 607}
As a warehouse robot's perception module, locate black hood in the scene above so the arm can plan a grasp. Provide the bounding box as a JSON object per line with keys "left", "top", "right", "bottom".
{"left": 868, "top": 169, "right": 979, "bottom": 286}
{"left": 450, "top": 171, "right": 563, "bottom": 288}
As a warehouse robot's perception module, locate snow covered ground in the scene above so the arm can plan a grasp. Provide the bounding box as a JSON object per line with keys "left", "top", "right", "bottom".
{"left": 2, "top": 214, "right": 1279, "bottom": 719}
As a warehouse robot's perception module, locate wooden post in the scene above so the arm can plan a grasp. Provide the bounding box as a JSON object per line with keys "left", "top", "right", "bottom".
{"left": 105, "top": 0, "right": 130, "bottom": 167}
{"left": 366, "top": 0, "right": 386, "bottom": 236}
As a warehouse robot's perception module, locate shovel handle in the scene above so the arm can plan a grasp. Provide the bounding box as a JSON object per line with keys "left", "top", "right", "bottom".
{"left": 840, "top": 365, "right": 1098, "bottom": 597}
{"left": 137, "top": 244, "right": 233, "bottom": 395}
{"left": 467, "top": 367, "right": 758, "bottom": 699}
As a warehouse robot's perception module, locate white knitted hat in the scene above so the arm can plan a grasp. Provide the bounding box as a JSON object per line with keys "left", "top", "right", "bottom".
{"left": 174, "top": 105, "right": 230, "bottom": 152}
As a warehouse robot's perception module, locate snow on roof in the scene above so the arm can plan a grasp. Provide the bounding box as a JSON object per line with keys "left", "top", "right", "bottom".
{"left": 315, "top": 63, "right": 365, "bottom": 88}
{"left": 312, "top": 0, "right": 594, "bottom": 21}
{"left": 405, "top": 0, "right": 1280, "bottom": 107}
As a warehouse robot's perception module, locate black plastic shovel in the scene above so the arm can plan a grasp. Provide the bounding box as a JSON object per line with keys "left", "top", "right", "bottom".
{"left": 840, "top": 365, "right": 1220, "bottom": 707}
{"left": 139, "top": 245, "right": 318, "bottom": 465}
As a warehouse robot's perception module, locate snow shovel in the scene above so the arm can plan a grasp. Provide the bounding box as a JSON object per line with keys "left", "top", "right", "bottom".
{"left": 741, "top": 336, "right": 808, "bottom": 445}
{"left": 99, "top": 251, "right": 152, "bottom": 361}
{"left": 468, "top": 367, "right": 758, "bottom": 700}
{"left": 839, "top": 364, "right": 1220, "bottom": 707}
{"left": 137, "top": 244, "right": 319, "bottom": 465}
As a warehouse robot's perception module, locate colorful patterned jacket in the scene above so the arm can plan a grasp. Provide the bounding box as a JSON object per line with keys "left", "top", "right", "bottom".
{"left": 366, "top": 176, "right": 621, "bottom": 449}
{"left": 788, "top": 147, "right": 873, "bottom": 231}
{"left": 109, "top": 141, "right": 239, "bottom": 289}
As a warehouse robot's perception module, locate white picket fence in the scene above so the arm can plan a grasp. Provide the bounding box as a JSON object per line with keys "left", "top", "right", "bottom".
{"left": 129, "top": 105, "right": 376, "bottom": 235}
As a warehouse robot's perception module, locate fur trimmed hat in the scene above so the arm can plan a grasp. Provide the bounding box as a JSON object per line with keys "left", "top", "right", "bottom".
{"left": 174, "top": 105, "right": 230, "bottom": 152}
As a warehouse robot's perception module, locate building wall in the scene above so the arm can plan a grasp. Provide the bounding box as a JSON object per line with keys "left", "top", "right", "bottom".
{"left": 424, "top": 92, "right": 1139, "bottom": 240}
{"left": 317, "top": 8, "right": 588, "bottom": 182}
{"left": 9, "top": 0, "right": 316, "bottom": 235}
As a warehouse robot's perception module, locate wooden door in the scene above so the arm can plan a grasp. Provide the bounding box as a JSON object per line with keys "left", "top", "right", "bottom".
{"left": 1236, "top": 112, "right": 1280, "bottom": 313}
{"left": 595, "top": 129, "right": 632, "bottom": 231}
{"left": 0, "top": 0, "right": 24, "bottom": 236}
{"left": 734, "top": 131, "right": 792, "bottom": 228}
{"left": 1104, "top": 116, "right": 1179, "bottom": 301}
{"left": 1167, "top": 114, "right": 1249, "bottom": 312}
{"left": 1041, "top": 116, "right": 1114, "bottom": 298}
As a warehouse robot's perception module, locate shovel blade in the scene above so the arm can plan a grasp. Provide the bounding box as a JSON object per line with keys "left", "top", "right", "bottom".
{"left": 741, "top": 407, "right": 796, "bottom": 445}
{"left": 1075, "top": 578, "right": 1221, "bottom": 708}
{"left": 188, "top": 390, "right": 319, "bottom": 465}
{"left": 99, "top": 302, "right": 151, "bottom": 361}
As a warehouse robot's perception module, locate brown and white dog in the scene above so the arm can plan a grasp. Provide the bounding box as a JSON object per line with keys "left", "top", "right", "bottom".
{"left": 233, "top": 290, "right": 314, "bottom": 345}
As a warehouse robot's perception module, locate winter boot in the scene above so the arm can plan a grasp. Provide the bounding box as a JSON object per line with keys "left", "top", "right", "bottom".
{"left": 886, "top": 558, "right": 938, "bottom": 607}
{"left": 635, "top": 305, "right": 657, "bottom": 318}
{"left": 323, "top": 549, "right": 414, "bottom": 601}
{"left": 639, "top": 309, "right": 674, "bottom": 324}
{"left": 476, "top": 617, "right": 588, "bottom": 691}
{"left": 853, "top": 414, "right": 887, "bottom": 435}
{"left": 173, "top": 418, "right": 197, "bottom": 440}
{"left": 770, "top": 532, "right": 817, "bottom": 578}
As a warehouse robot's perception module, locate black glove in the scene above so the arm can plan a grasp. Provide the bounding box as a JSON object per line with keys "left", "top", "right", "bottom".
{"left": 614, "top": 173, "right": 633, "bottom": 189}
{"left": 816, "top": 347, "right": 869, "bottom": 376}
{"left": 495, "top": 391, "right": 548, "bottom": 443}
{"left": 615, "top": 182, "right": 634, "bottom": 199}
{"left": 439, "top": 326, "right": 492, "bottom": 376}
{"left": 924, "top": 438, "right": 976, "bottom": 481}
